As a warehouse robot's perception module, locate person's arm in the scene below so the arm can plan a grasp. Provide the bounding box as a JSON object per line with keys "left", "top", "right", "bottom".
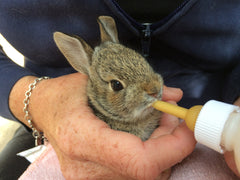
{"left": 0, "top": 48, "right": 36, "bottom": 121}
{"left": 10, "top": 72, "right": 196, "bottom": 179}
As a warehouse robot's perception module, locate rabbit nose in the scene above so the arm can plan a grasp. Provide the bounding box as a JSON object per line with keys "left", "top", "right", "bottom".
{"left": 144, "top": 86, "right": 161, "bottom": 98}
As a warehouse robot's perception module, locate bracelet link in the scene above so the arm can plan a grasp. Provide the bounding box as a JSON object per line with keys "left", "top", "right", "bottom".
{"left": 23, "top": 76, "right": 50, "bottom": 146}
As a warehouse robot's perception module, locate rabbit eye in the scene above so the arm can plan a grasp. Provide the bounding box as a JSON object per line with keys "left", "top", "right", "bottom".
{"left": 110, "top": 80, "right": 124, "bottom": 91}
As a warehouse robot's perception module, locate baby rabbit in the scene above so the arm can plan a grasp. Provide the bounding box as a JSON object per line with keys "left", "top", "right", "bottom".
{"left": 53, "top": 16, "right": 163, "bottom": 141}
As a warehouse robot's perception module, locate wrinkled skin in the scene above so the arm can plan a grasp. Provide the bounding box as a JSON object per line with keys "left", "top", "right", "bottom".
{"left": 9, "top": 73, "right": 196, "bottom": 180}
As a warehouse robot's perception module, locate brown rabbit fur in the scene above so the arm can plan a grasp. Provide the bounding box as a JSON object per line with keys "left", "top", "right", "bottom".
{"left": 53, "top": 16, "right": 164, "bottom": 141}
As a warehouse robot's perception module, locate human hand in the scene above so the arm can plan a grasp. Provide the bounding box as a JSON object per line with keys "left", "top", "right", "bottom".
{"left": 224, "top": 97, "right": 240, "bottom": 178}
{"left": 12, "top": 73, "right": 196, "bottom": 180}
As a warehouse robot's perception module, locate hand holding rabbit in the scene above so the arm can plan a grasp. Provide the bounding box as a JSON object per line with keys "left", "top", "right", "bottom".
{"left": 50, "top": 16, "right": 195, "bottom": 179}
{"left": 9, "top": 73, "right": 195, "bottom": 179}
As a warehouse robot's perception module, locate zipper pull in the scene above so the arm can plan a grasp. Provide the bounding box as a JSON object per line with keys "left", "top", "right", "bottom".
{"left": 141, "top": 23, "right": 152, "bottom": 57}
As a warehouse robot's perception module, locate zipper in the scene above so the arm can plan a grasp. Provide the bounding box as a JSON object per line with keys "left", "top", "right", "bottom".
{"left": 141, "top": 23, "right": 152, "bottom": 58}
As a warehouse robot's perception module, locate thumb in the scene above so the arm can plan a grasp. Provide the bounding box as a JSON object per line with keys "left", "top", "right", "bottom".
{"left": 162, "top": 86, "right": 183, "bottom": 102}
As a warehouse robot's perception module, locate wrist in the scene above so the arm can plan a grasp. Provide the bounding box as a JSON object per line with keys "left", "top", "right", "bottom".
{"left": 9, "top": 76, "right": 37, "bottom": 124}
{"left": 9, "top": 76, "right": 49, "bottom": 132}
{"left": 23, "top": 77, "right": 50, "bottom": 145}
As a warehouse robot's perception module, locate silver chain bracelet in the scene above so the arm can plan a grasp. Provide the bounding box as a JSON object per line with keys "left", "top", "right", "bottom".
{"left": 23, "top": 76, "right": 50, "bottom": 146}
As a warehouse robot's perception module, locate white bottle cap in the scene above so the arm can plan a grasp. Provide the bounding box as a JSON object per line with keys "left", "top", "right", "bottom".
{"left": 194, "top": 100, "right": 239, "bottom": 153}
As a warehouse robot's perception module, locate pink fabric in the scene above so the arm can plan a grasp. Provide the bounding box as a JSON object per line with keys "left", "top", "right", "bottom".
{"left": 19, "top": 143, "right": 239, "bottom": 180}
{"left": 169, "top": 144, "right": 239, "bottom": 180}
{"left": 19, "top": 143, "right": 65, "bottom": 180}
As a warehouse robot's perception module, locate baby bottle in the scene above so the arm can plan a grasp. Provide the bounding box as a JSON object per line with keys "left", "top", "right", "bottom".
{"left": 152, "top": 100, "right": 240, "bottom": 173}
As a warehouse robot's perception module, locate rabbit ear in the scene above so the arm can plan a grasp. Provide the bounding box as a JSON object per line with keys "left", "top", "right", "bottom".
{"left": 53, "top": 32, "right": 93, "bottom": 75}
{"left": 97, "top": 16, "right": 119, "bottom": 43}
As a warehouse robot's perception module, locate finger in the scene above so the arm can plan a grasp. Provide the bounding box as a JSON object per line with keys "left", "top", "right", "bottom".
{"left": 224, "top": 152, "right": 240, "bottom": 177}
{"left": 234, "top": 96, "right": 240, "bottom": 106}
{"left": 162, "top": 86, "right": 183, "bottom": 102}
{"left": 160, "top": 101, "right": 180, "bottom": 128}
{"left": 150, "top": 101, "right": 180, "bottom": 138}
{"left": 144, "top": 122, "right": 196, "bottom": 171}
{"left": 150, "top": 113, "right": 180, "bottom": 138}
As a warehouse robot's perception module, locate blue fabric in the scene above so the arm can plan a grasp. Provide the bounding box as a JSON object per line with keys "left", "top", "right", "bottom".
{"left": 0, "top": 49, "right": 36, "bottom": 120}
{"left": 0, "top": 0, "right": 240, "bottom": 121}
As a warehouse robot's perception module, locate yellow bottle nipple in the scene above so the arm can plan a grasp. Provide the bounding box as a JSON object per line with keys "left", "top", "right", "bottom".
{"left": 152, "top": 101, "right": 203, "bottom": 131}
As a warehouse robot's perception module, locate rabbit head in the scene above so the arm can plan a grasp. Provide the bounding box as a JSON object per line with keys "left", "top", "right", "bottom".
{"left": 53, "top": 16, "right": 163, "bottom": 139}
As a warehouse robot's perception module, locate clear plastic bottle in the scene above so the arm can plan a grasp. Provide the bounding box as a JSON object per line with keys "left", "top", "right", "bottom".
{"left": 152, "top": 100, "right": 240, "bottom": 173}
{"left": 220, "top": 106, "right": 240, "bottom": 172}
